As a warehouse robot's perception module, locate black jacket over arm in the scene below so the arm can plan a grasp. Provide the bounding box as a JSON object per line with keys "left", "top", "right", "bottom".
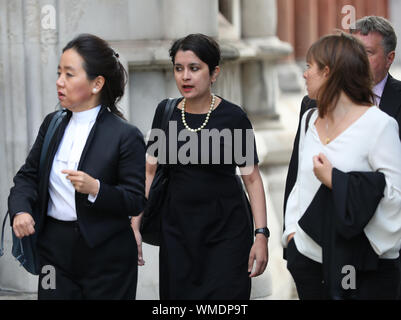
{"left": 298, "top": 169, "right": 385, "bottom": 299}
{"left": 8, "top": 107, "right": 146, "bottom": 248}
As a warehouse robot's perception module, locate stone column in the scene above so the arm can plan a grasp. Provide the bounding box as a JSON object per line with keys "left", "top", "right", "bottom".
{"left": 376, "top": 0, "right": 389, "bottom": 18}
{"left": 162, "top": 0, "right": 218, "bottom": 39}
{"left": 0, "top": 0, "right": 41, "bottom": 293}
{"left": 241, "top": 0, "right": 289, "bottom": 118}
{"left": 390, "top": 0, "right": 401, "bottom": 64}
{"left": 26, "top": 0, "right": 59, "bottom": 143}
{"left": 366, "top": 0, "right": 388, "bottom": 17}
{"left": 294, "top": 0, "right": 318, "bottom": 59}
{"left": 318, "top": 0, "right": 337, "bottom": 37}
{"left": 242, "top": 0, "right": 277, "bottom": 38}
{"left": 276, "top": 0, "right": 305, "bottom": 92}
{"left": 352, "top": 0, "right": 367, "bottom": 19}
{"left": 277, "top": 0, "right": 295, "bottom": 60}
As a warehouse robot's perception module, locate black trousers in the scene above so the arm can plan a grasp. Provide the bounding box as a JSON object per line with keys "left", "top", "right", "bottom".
{"left": 399, "top": 248, "right": 401, "bottom": 300}
{"left": 286, "top": 239, "right": 401, "bottom": 300}
{"left": 36, "top": 217, "right": 138, "bottom": 300}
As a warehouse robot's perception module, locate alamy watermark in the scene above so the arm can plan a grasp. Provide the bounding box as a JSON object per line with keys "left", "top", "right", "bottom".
{"left": 41, "top": 5, "right": 56, "bottom": 30}
{"left": 146, "top": 123, "right": 256, "bottom": 175}
{"left": 41, "top": 265, "right": 56, "bottom": 290}
{"left": 341, "top": 265, "right": 356, "bottom": 290}
{"left": 341, "top": 5, "right": 356, "bottom": 30}
{"left": 38, "top": 4, "right": 357, "bottom": 32}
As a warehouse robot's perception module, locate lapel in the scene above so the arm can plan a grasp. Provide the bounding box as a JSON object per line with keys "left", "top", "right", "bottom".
{"left": 44, "top": 106, "right": 108, "bottom": 176}
{"left": 44, "top": 110, "right": 72, "bottom": 179}
{"left": 38, "top": 110, "right": 72, "bottom": 217}
{"left": 379, "top": 74, "right": 401, "bottom": 119}
{"left": 77, "top": 106, "right": 108, "bottom": 170}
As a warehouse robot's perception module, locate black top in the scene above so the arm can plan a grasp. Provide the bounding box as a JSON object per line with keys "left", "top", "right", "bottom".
{"left": 147, "top": 97, "right": 258, "bottom": 300}
{"left": 148, "top": 97, "right": 259, "bottom": 169}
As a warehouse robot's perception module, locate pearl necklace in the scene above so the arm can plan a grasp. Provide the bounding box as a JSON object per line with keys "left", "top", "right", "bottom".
{"left": 181, "top": 94, "right": 216, "bottom": 132}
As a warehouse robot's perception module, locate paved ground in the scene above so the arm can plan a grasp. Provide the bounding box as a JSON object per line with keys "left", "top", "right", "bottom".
{"left": 0, "top": 290, "right": 36, "bottom": 300}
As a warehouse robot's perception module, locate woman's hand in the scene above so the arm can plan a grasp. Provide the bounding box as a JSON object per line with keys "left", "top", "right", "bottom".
{"left": 131, "top": 216, "right": 145, "bottom": 266}
{"left": 13, "top": 213, "right": 35, "bottom": 239}
{"left": 62, "top": 170, "right": 99, "bottom": 196}
{"left": 248, "top": 235, "right": 269, "bottom": 278}
{"left": 313, "top": 153, "right": 333, "bottom": 189}
{"left": 287, "top": 232, "right": 295, "bottom": 245}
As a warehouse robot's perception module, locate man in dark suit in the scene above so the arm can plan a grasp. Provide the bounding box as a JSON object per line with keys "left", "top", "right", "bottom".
{"left": 283, "top": 16, "right": 401, "bottom": 296}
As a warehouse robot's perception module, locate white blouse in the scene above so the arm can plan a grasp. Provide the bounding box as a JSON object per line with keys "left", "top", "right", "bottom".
{"left": 283, "top": 106, "right": 401, "bottom": 262}
{"left": 47, "top": 106, "right": 101, "bottom": 221}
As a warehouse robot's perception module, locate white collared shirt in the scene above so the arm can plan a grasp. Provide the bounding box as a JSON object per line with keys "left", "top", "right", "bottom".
{"left": 47, "top": 106, "right": 101, "bottom": 221}
{"left": 373, "top": 74, "right": 389, "bottom": 107}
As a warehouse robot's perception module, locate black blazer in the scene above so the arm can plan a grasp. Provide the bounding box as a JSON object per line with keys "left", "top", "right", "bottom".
{"left": 284, "top": 74, "right": 401, "bottom": 214}
{"left": 8, "top": 107, "right": 146, "bottom": 248}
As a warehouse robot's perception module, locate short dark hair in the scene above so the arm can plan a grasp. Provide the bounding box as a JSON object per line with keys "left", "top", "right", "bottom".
{"left": 307, "top": 33, "right": 375, "bottom": 118}
{"left": 169, "top": 34, "right": 221, "bottom": 75}
{"left": 350, "top": 16, "right": 397, "bottom": 55}
{"left": 63, "top": 34, "right": 127, "bottom": 119}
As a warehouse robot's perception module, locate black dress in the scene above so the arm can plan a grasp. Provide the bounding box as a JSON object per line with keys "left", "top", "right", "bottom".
{"left": 147, "top": 97, "right": 259, "bottom": 300}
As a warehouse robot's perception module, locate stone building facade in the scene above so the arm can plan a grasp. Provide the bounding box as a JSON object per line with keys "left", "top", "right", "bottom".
{"left": 275, "top": 0, "right": 398, "bottom": 92}
{"left": 277, "top": 0, "right": 389, "bottom": 60}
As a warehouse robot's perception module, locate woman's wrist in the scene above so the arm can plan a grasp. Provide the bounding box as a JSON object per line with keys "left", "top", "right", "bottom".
{"left": 287, "top": 232, "right": 295, "bottom": 244}
{"left": 90, "top": 179, "right": 100, "bottom": 196}
{"left": 255, "top": 233, "right": 268, "bottom": 242}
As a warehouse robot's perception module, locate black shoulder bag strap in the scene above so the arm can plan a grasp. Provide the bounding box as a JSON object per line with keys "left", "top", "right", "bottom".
{"left": 304, "top": 108, "right": 316, "bottom": 134}
{"left": 39, "top": 109, "right": 67, "bottom": 176}
{"left": 156, "top": 98, "right": 178, "bottom": 168}
{"left": 1, "top": 109, "right": 67, "bottom": 258}
{"left": 161, "top": 98, "right": 178, "bottom": 131}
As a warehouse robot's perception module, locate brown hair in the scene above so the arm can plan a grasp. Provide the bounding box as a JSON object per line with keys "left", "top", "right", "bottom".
{"left": 306, "top": 32, "right": 375, "bottom": 118}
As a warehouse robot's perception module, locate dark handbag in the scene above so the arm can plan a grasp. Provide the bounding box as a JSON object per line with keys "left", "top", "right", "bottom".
{"left": 0, "top": 109, "right": 66, "bottom": 275}
{"left": 140, "top": 98, "right": 177, "bottom": 246}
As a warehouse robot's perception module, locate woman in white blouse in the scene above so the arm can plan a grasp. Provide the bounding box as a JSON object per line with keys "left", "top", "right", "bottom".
{"left": 8, "top": 34, "right": 146, "bottom": 299}
{"left": 283, "top": 33, "right": 401, "bottom": 300}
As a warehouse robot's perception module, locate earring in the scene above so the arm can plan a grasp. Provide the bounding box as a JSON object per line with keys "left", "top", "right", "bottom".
{"left": 93, "top": 88, "right": 97, "bottom": 93}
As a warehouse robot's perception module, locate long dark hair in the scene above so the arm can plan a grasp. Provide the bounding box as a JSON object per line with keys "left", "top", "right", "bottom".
{"left": 306, "top": 32, "right": 375, "bottom": 118}
{"left": 63, "top": 34, "right": 127, "bottom": 119}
